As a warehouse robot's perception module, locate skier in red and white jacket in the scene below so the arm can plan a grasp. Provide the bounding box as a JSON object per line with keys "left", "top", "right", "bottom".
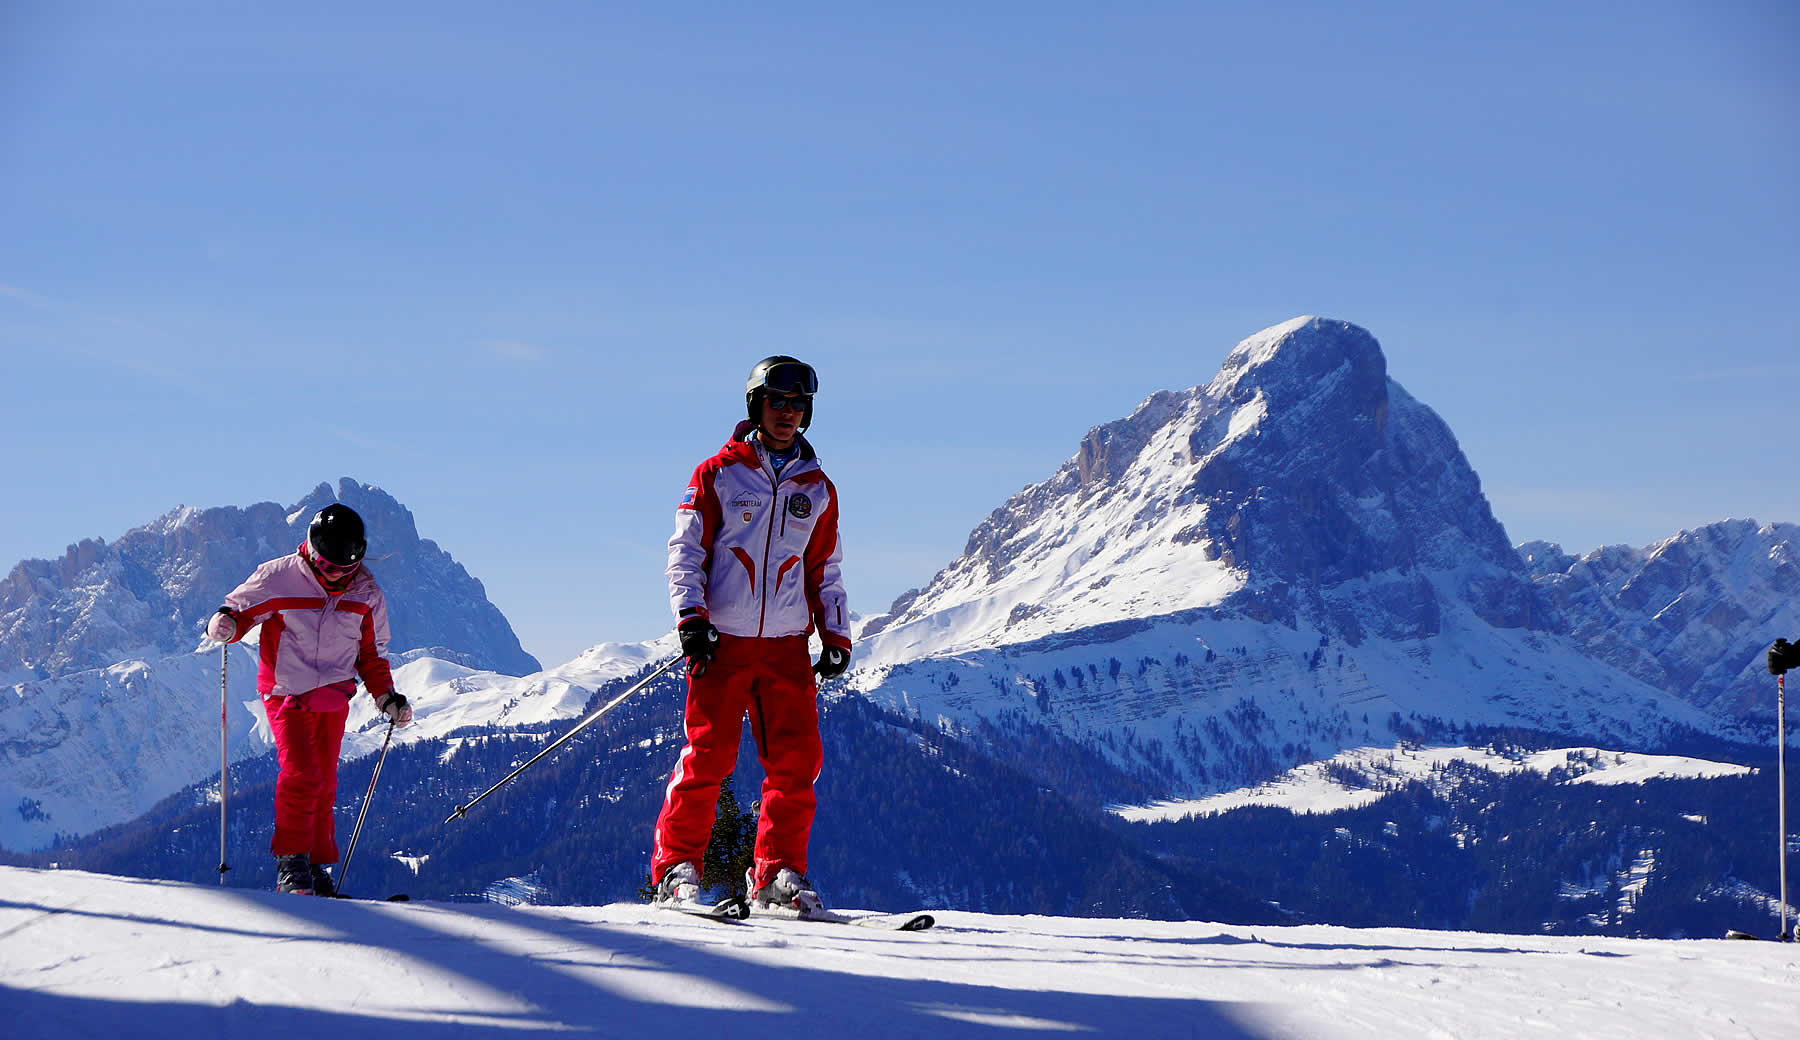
{"left": 206, "top": 503, "right": 412, "bottom": 896}
{"left": 651, "top": 356, "right": 851, "bottom": 915}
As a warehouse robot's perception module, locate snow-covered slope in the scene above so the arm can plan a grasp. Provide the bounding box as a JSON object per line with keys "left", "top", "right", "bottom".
{"left": 0, "top": 865, "right": 1787, "bottom": 1040}
{"left": 1112, "top": 745, "right": 1756, "bottom": 823}
{"left": 1522, "top": 520, "right": 1800, "bottom": 720}
{"left": 343, "top": 635, "right": 676, "bottom": 760}
{"left": 847, "top": 318, "right": 1738, "bottom": 799}
{"left": 0, "top": 646, "right": 263, "bottom": 851}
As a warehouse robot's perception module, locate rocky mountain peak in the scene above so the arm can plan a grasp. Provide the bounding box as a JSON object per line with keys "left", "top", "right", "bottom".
{"left": 865, "top": 317, "right": 1547, "bottom": 660}
{"left": 0, "top": 478, "right": 539, "bottom": 683}
{"left": 1526, "top": 519, "right": 1800, "bottom": 718}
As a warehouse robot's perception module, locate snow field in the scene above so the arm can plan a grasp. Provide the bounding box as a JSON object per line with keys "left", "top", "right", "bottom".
{"left": 0, "top": 865, "right": 1791, "bottom": 1039}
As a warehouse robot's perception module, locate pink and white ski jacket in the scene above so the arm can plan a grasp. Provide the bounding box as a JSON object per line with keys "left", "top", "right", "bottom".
{"left": 215, "top": 551, "right": 397, "bottom": 700}
{"left": 668, "top": 421, "right": 851, "bottom": 649}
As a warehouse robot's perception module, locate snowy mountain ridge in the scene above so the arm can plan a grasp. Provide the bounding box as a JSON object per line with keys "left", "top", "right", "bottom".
{"left": 1523, "top": 519, "right": 1800, "bottom": 720}
{"left": 843, "top": 318, "right": 1742, "bottom": 801}
{"left": 0, "top": 477, "right": 539, "bottom": 685}
{"left": 860, "top": 316, "right": 1539, "bottom": 663}
{"left": 1111, "top": 744, "right": 1756, "bottom": 823}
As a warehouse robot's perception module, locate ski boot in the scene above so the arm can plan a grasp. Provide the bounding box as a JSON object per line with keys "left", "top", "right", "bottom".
{"left": 748, "top": 867, "right": 827, "bottom": 916}
{"left": 275, "top": 853, "right": 315, "bottom": 895}
{"left": 654, "top": 862, "right": 702, "bottom": 905}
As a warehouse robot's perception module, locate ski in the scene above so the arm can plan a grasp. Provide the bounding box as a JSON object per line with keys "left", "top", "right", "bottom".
{"left": 746, "top": 903, "right": 935, "bottom": 931}
{"left": 1726, "top": 929, "right": 1791, "bottom": 942}
{"left": 328, "top": 892, "right": 411, "bottom": 903}
{"left": 654, "top": 894, "right": 751, "bottom": 923}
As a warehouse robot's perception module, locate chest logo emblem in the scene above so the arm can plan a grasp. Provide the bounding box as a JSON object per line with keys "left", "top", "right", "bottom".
{"left": 787, "top": 493, "right": 813, "bottom": 520}
{"left": 729, "top": 490, "right": 761, "bottom": 525}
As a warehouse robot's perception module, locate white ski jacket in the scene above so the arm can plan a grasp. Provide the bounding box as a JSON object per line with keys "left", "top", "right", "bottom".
{"left": 667, "top": 421, "right": 851, "bottom": 649}
{"left": 216, "top": 550, "right": 397, "bottom": 699}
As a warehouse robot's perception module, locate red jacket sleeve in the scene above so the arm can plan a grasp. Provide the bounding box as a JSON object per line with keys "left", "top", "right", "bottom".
{"left": 805, "top": 476, "right": 851, "bottom": 650}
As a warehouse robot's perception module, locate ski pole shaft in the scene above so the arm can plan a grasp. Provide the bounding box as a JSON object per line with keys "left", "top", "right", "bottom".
{"left": 338, "top": 718, "right": 395, "bottom": 898}
{"left": 218, "top": 643, "right": 229, "bottom": 883}
{"left": 445, "top": 652, "right": 683, "bottom": 823}
{"left": 1780, "top": 673, "right": 1788, "bottom": 940}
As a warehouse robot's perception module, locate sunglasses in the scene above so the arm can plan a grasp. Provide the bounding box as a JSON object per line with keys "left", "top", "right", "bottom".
{"left": 766, "top": 393, "right": 811, "bottom": 413}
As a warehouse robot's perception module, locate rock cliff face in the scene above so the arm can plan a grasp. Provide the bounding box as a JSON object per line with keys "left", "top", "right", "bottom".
{"left": 0, "top": 478, "right": 539, "bottom": 683}
{"left": 863, "top": 316, "right": 1547, "bottom": 662}
{"left": 1522, "top": 520, "right": 1800, "bottom": 719}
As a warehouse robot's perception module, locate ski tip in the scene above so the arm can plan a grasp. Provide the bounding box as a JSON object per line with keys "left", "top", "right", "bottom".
{"left": 1725, "top": 930, "right": 1763, "bottom": 941}
{"left": 385, "top": 893, "right": 411, "bottom": 902}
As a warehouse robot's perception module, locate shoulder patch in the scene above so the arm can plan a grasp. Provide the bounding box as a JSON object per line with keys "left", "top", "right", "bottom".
{"left": 681, "top": 486, "right": 698, "bottom": 508}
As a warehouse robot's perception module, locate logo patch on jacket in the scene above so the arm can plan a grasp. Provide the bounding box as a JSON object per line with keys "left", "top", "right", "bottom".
{"left": 729, "top": 490, "right": 762, "bottom": 524}
{"left": 787, "top": 493, "right": 813, "bottom": 520}
{"left": 681, "top": 486, "right": 698, "bottom": 508}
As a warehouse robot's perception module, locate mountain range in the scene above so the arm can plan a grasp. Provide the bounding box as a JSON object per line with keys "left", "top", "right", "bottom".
{"left": 847, "top": 317, "right": 1772, "bottom": 800}
{"left": 4, "top": 317, "right": 1794, "bottom": 938}
{"left": 0, "top": 477, "right": 539, "bottom": 684}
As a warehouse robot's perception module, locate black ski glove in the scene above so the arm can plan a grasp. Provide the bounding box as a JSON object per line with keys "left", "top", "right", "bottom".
{"left": 814, "top": 645, "right": 850, "bottom": 680}
{"left": 1769, "top": 638, "right": 1800, "bottom": 676}
{"left": 376, "top": 691, "right": 413, "bottom": 728}
{"left": 678, "top": 616, "right": 720, "bottom": 677}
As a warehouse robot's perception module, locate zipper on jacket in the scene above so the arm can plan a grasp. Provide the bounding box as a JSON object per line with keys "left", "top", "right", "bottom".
{"left": 757, "top": 464, "right": 784, "bottom": 638}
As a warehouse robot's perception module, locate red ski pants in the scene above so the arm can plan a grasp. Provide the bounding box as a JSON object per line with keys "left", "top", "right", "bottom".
{"left": 652, "top": 634, "right": 823, "bottom": 890}
{"left": 264, "top": 687, "right": 350, "bottom": 862}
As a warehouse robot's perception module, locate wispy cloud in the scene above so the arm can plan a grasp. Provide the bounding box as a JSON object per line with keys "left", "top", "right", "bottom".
{"left": 0, "top": 284, "right": 55, "bottom": 307}
{"left": 488, "top": 340, "right": 548, "bottom": 363}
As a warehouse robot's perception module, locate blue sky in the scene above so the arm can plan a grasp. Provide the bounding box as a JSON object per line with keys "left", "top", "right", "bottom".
{"left": 4, "top": 2, "right": 1796, "bottom": 669}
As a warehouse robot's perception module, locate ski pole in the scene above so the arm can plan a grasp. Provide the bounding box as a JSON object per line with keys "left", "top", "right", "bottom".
{"left": 1780, "top": 672, "right": 1789, "bottom": 941}
{"left": 218, "top": 643, "right": 230, "bottom": 884}
{"left": 446, "top": 652, "right": 683, "bottom": 823}
{"left": 338, "top": 717, "right": 396, "bottom": 898}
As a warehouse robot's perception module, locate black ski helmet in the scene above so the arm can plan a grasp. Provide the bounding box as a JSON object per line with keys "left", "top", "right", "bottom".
{"left": 307, "top": 503, "right": 367, "bottom": 566}
{"left": 744, "top": 355, "right": 818, "bottom": 431}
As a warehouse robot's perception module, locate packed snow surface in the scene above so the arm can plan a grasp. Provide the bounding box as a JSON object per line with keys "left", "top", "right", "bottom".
{"left": 0, "top": 866, "right": 1790, "bottom": 1039}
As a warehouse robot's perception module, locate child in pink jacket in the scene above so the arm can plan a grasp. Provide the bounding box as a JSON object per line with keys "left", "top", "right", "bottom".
{"left": 208, "top": 503, "right": 412, "bottom": 895}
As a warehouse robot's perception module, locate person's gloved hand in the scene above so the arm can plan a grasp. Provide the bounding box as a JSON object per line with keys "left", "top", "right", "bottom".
{"left": 1769, "top": 638, "right": 1800, "bottom": 676}
{"left": 207, "top": 608, "right": 238, "bottom": 643}
{"left": 814, "top": 645, "right": 850, "bottom": 680}
{"left": 376, "top": 691, "right": 413, "bottom": 728}
{"left": 679, "top": 616, "right": 720, "bottom": 677}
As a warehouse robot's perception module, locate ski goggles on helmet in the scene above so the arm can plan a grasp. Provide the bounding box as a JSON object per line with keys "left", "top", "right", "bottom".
{"left": 761, "top": 362, "right": 818, "bottom": 396}
{"left": 765, "top": 392, "right": 812, "bottom": 413}
{"left": 305, "top": 539, "right": 363, "bottom": 580}
{"left": 312, "top": 554, "right": 361, "bottom": 581}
